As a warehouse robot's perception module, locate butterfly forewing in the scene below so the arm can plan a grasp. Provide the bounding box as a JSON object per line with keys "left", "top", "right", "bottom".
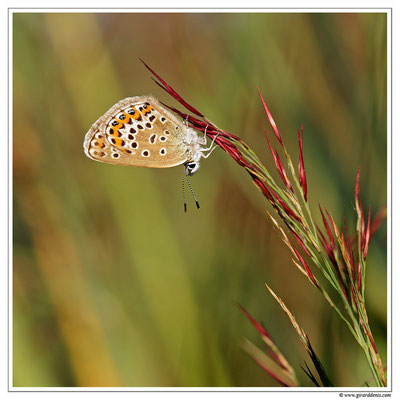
{"left": 84, "top": 96, "right": 189, "bottom": 168}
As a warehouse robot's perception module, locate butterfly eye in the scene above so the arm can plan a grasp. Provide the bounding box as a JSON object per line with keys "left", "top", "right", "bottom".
{"left": 185, "top": 162, "right": 200, "bottom": 177}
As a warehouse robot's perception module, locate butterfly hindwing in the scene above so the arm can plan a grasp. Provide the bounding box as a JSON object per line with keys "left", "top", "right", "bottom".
{"left": 84, "top": 96, "right": 190, "bottom": 168}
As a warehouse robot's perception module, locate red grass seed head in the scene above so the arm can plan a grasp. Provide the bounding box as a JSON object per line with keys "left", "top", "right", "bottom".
{"left": 298, "top": 126, "right": 308, "bottom": 202}
{"left": 264, "top": 131, "right": 294, "bottom": 192}
{"left": 257, "top": 87, "right": 283, "bottom": 146}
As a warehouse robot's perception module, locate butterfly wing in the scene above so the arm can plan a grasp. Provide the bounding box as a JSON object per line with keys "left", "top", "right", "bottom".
{"left": 83, "top": 96, "right": 190, "bottom": 168}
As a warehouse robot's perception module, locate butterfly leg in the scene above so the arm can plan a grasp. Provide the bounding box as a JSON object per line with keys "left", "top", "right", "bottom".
{"left": 201, "top": 132, "right": 219, "bottom": 151}
{"left": 198, "top": 125, "right": 209, "bottom": 145}
{"left": 200, "top": 133, "right": 220, "bottom": 159}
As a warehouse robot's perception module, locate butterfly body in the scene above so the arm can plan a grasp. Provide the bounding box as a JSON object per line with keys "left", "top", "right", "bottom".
{"left": 83, "top": 95, "right": 209, "bottom": 174}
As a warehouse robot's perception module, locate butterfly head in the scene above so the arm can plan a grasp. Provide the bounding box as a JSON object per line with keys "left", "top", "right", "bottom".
{"left": 185, "top": 161, "right": 200, "bottom": 176}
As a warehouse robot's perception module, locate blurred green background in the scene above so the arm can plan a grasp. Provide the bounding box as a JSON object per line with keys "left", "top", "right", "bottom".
{"left": 13, "top": 12, "right": 387, "bottom": 387}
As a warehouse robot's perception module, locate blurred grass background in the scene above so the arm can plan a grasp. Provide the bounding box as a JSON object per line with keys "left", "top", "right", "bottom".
{"left": 12, "top": 12, "right": 387, "bottom": 387}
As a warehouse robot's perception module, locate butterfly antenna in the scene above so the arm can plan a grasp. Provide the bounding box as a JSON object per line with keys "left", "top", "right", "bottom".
{"left": 186, "top": 174, "right": 200, "bottom": 210}
{"left": 182, "top": 172, "right": 187, "bottom": 212}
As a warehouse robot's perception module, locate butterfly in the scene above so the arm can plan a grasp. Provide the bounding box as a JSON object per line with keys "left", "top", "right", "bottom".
{"left": 83, "top": 95, "right": 218, "bottom": 210}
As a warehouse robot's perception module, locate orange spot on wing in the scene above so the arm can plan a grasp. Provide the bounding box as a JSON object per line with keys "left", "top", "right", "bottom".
{"left": 141, "top": 104, "right": 153, "bottom": 116}
{"left": 131, "top": 108, "right": 141, "bottom": 120}
{"left": 92, "top": 137, "right": 105, "bottom": 148}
